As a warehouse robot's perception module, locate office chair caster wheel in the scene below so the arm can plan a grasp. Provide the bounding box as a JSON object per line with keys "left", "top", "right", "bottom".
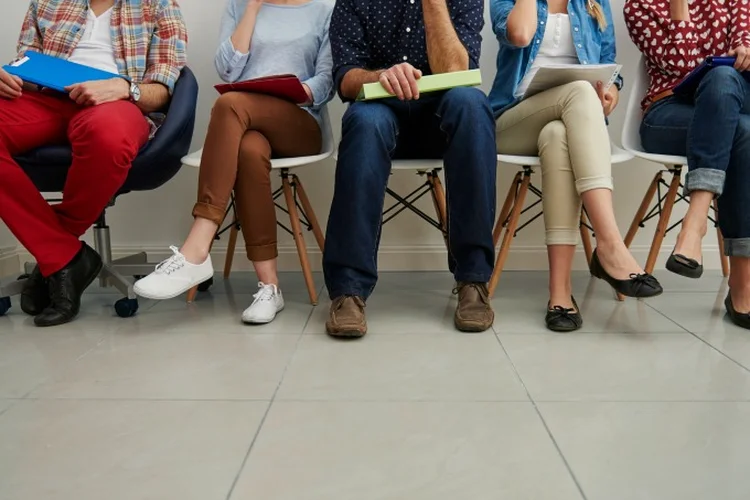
{"left": 133, "top": 275, "right": 145, "bottom": 281}
{"left": 0, "top": 297, "right": 11, "bottom": 317}
{"left": 114, "top": 298, "right": 139, "bottom": 318}
{"left": 197, "top": 277, "right": 214, "bottom": 292}
{"left": 17, "top": 274, "right": 30, "bottom": 281}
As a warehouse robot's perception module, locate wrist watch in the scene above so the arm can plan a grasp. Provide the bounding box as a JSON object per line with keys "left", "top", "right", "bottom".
{"left": 129, "top": 82, "right": 141, "bottom": 103}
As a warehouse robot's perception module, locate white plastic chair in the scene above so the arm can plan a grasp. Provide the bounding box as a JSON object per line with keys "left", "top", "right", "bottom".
{"left": 621, "top": 57, "right": 729, "bottom": 277}
{"left": 489, "top": 145, "right": 633, "bottom": 296}
{"left": 182, "top": 106, "right": 335, "bottom": 305}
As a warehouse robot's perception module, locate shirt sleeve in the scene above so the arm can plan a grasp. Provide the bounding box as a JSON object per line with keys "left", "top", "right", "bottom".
{"left": 143, "top": 0, "right": 188, "bottom": 94}
{"left": 489, "top": 0, "right": 517, "bottom": 48}
{"left": 16, "top": 0, "right": 43, "bottom": 57}
{"left": 730, "top": 0, "right": 750, "bottom": 50}
{"left": 330, "top": 0, "right": 369, "bottom": 100}
{"left": 450, "top": 0, "right": 484, "bottom": 69}
{"left": 302, "top": 10, "right": 335, "bottom": 108}
{"left": 599, "top": 0, "right": 623, "bottom": 90}
{"left": 623, "top": 0, "right": 698, "bottom": 78}
{"left": 215, "top": 0, "right": 251, "bottom": 83}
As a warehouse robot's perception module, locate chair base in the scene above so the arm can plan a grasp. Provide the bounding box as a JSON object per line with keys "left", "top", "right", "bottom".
{"left": 0, "top": 214, "right": 168, "bottom": 318}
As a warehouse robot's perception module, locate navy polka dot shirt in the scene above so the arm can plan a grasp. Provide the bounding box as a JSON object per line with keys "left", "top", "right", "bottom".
{"left": 330, "top": 0, "right": 484, "bottom": 100}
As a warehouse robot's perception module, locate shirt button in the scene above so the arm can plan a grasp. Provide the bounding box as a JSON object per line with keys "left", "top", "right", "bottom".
{"left": 540, "top": 21, "right": 545, "bottom": 25}
{"left": 406, "top": 27, "right": 411, "bottom": 33}
{"left": 536, "top": 39, "right": 540, "bottom": 44}
{"left": 577, "top": 44, "right": 582, "bottom": 48}
{"left": 410, "top": 0, "right": 414, "bottom": 3}
{"left": 574, "top": 27, "right": 579, "bottom": 32}
{"left": 403, "top": 55, "right": 408, "bottom": 61}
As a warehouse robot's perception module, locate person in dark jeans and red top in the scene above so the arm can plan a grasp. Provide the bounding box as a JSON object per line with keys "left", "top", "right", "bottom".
{"left": 625, "top": 0, "right": 750, "bottom": 329}
{"left": 0, "top": 0, "right": 187, "bottom": 327}
{"left": 323, "top": 0, "right": 497, "bottom": 337}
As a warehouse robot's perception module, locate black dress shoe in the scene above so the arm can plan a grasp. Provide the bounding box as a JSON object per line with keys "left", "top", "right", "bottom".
{"left": 666, "top": 248, "right": 703, "bottom": 279}
{"left": 725, "top": 292, "right": 750, "bottom": 330}
{"left": 20, "top": 266, "right": 50, "bottom": 316}
{"left": 545, "top": 296, "right": 583, "bottom": 332}
{"left": 34, "top": 243, "right": 102, "bottom": 328}
{"left": 589, "top": 249, "right": 663, "bottom": 298}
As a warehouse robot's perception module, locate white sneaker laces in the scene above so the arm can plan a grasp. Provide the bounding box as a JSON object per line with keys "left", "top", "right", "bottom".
{"left": 154, "top": 246, "right": 186, "bottom": 275}
{"left": 252, "top": 282, "right": 277, "bottom": 304}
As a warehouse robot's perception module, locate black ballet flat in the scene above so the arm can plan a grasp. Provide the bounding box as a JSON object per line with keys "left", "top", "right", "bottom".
{"left": 725, "top": 292, "right": 750, "bottom": 330}
{"left": 589, "top": 249, "right": 663, "bottom": 298}
{"left": 666, "top": 249, "right": 703, "bottom": 279}
{"left": 545, "top": 296, "right": 583, "bottom": 332}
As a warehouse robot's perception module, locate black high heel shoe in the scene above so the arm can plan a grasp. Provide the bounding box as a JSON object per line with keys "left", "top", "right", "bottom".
{"left": 545, "top": 296, "right": 583, "bottom": 332}
{"left": 725, "top": 292, "right": 750, "bottom": 330}
{"left": 666, "top": 248, "right": 703, "bottom": 279}
{"left": 589, "top": 249, "right": 663, "bottom": 298}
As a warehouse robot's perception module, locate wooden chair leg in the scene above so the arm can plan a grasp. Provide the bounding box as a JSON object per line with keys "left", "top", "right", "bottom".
{"left": 294, "top": 174, "right": 326, "bottom": 253}
{"left": 494, "top": 171, "right": 522, "bottom": 247}
{"left": 624, "top": 171, "right": 662, "bottom": 249}
{"left": 282, "top": 174, "right": 318, "bottom": 305}
{"left": 223, "top": 221, "right": 239, "bottom": 279}
{"left": 645, "top": 167, "right": 682, "bottom": 275}
{"left": 488, "top": 172, "right": 531, "bottom": 297}
{"left": 428, "top": 172, "right": 449, "bottom": 249}
{"left": 580, "top": 211, "right": 594, "bottom": 267}
{"left": 713, "top": 198, "right": 730, "bottom": 278}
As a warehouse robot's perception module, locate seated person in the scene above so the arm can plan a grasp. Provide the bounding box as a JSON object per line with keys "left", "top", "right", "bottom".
{"left": 134, "top": 0, "right": 334, "bottom": 325}
{"left": 625, "top": 0, "right": 750, "bottom": 330}
{"left": 490, "top": 0, "right": 663, "bottom": 332}
{"left": 323, "top": 0, "right": 497, "bottom": 338}
{"left": 0, "top": 0, "right": 187, "bottom": 327}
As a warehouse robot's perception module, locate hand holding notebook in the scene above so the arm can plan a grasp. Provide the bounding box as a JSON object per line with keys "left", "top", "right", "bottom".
{"left": 521, "top": 64, "right": 622, "bottom": 99}
{"left": 356, "top": 69, "right": 482, "bottom": 101}
{"left": 2, "top": 51, "right": 120, "bottom": 93}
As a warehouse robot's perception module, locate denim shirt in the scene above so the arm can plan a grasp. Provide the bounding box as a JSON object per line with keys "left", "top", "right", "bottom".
{"left": 488, "top": 0, "right": 622, "bottom": 116}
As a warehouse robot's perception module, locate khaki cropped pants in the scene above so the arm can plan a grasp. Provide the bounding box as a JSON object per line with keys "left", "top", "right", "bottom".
{"left": 496, "top": 81, "right": 613, "bottom": 245}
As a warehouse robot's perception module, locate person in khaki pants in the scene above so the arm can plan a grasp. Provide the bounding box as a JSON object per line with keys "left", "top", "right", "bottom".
{"left": 134, "top": 0, "right": 334, "bottom": 325}
{"left": 489, "top": 0, "right": 663, "bottom": 332}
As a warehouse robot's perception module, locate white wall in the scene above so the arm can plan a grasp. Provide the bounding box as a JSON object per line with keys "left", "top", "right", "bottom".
{"left": 0, "top": 0, "right": 714, "bottom": 272}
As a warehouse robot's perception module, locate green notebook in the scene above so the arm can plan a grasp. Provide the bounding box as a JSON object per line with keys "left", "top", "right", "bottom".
{"left": 356, "top": 69, "right": 482, "bottom": 101}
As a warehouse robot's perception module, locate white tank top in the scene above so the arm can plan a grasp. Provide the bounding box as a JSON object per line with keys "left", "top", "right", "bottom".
{"left": 515, "top": 13, "right": 579, "bottom": 98}
{"left": 67, "top": 7, "right": 119, "bottom": 75}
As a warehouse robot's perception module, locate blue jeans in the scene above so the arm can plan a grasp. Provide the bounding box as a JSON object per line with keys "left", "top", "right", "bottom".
{"left": 323, "top": 87, "right": 497, "bottom": 299}
{"left": 640, "top": 66, "right": 750, "bottom": 257}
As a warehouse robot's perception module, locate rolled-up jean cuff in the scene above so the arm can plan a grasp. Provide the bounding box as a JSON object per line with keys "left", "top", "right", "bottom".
{"left": 575, "top": 175, "right": 613, "bottom": 194}
{"left": 724, "top": 238, "right": 750, "bottom": 257}
{"left": 685, "top": 168, "right": 725, "bottom": 196}
{"left": 192, "top": 202, "right": 226, "bottom": 226}
{"left": 246, "top": 243, "right": 278, "bottom": 262}
{"left": 546, "top": 229, "right": 579, "bottom": 246}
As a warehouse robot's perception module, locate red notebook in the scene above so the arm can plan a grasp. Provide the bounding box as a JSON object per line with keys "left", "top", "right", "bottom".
{"left": 214, "top": 74, "right": 309, "bottom": 104}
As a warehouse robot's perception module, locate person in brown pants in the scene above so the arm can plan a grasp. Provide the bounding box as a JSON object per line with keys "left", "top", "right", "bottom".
{"left": 135, "top": 0, "right": 334, "bottom": 324}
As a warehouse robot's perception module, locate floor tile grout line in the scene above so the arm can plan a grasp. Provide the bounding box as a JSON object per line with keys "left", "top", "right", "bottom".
{"left": 644, "top": 302, "right": 750, "bottom": 374}
{"left": 491, "top": 331, "right": 589, "bottom": 500}
{"left": 224, "top": 303, "right": 314, "bottom": 500}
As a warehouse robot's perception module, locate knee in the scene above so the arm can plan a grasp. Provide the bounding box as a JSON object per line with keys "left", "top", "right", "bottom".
{"left": 699, "top": 66, "right": 744, "bottom": 96}
{"left": 560, "top": 81, "right": 602, "bottom": 113}
{"left": 341, "top": 102, "right": 397, "bottom": 146}
{"left": 439, "top": 87, "right": 493, "bottom": 119}
{"left": 86, "top": 130, "right": 139, "bottom": 168}
{"left": 211, "top": 92, "right": 246, "bottom": 119}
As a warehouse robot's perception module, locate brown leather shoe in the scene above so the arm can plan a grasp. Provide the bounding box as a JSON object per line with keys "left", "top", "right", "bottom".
{"left": 326, "top": 296, "right": 367, "bottom": 338}
{"left": 454, "top": 282, "right": 494, "bottom": 333}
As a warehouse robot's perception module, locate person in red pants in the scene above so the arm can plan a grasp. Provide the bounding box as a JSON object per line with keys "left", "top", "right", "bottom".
{"left": 0, "top": 0, "right": 187, "bottom": 327}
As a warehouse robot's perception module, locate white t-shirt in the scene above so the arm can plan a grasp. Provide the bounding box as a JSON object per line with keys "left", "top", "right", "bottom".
{"left": 515, "top": 13, "right": 579, "bottom": 98}
{"left": 67, "top": 7, "right": 119, "bottom": 75}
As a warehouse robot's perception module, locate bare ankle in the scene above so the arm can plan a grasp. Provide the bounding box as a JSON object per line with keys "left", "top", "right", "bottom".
{"left": 180, "top": 245, "right": 209, "bottom": 265}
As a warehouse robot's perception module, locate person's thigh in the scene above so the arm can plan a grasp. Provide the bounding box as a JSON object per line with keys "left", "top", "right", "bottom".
{"left": 640, "top": 98, "right": 694, "bottom": 157}
{"left": 0, "top": 92, "right": 70, "bottom": 154}
{"left": 496, "top": 82, "right": 590, "bottom": 156}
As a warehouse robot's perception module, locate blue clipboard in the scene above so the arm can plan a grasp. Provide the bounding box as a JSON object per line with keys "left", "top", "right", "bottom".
{"left": 673, "top": 56, "right": 740, "bottom": 96}
{"left": 2, "top": 51, "right": 121, "bottom": 93}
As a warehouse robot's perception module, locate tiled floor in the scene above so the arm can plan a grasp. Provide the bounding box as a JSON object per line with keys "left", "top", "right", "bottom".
{"left": 1, "top": 270, "right": 750, "bottom": 499}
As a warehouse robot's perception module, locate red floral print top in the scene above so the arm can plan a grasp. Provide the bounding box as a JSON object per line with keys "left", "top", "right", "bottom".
{"left": 624, "top": 0, "right": 750, "bottom": 109}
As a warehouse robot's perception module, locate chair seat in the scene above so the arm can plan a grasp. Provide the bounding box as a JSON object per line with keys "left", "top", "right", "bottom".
{"left": 627, "top": 150, "right": 687, "bottom": 167}
{"left": 181, "top": 148, "right": 333, "bottom": 170}
{"left": 497, "top": 144, "right": 634, "bottom": 168}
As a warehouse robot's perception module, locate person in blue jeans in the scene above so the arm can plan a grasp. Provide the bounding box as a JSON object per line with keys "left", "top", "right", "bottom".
{"left": 630, "top": 0, "right": 750, "bottom": 330}
{"left": 323, "top": 0, "right": 497, "bottom": 338}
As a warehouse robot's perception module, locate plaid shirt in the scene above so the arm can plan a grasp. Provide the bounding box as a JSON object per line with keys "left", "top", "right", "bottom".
{"left": 17, "top": 0, "right": 187, "bottom": 94}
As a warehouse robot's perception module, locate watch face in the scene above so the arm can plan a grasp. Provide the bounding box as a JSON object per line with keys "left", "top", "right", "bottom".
{"left": 130, "top": 83, "right": 141, "bottom": 102}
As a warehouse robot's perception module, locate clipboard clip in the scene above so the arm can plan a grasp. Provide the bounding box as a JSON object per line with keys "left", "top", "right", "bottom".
{"left": 10, "top": 56, "right": 29, "bottom": 67}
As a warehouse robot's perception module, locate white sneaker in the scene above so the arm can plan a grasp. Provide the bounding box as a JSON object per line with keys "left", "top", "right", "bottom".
{"left": 134, "top": 246, "right": 214, "bottom": 300}
{"left": 242, "top": 282, "right": 284, "bottom": 324}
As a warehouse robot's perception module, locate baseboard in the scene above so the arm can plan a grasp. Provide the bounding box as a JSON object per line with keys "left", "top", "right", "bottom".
{"left": 3, "top": 243, "right": 726, "bottom": 274}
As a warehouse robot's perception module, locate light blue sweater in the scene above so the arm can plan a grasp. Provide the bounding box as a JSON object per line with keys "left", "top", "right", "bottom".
{"left": 215, "top": 0, "right": 334, "bottom": 120}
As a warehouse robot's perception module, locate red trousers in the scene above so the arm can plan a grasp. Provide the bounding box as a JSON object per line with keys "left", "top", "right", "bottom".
{"left": 0, "top": 91, "right": 149, "bottom": 277}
